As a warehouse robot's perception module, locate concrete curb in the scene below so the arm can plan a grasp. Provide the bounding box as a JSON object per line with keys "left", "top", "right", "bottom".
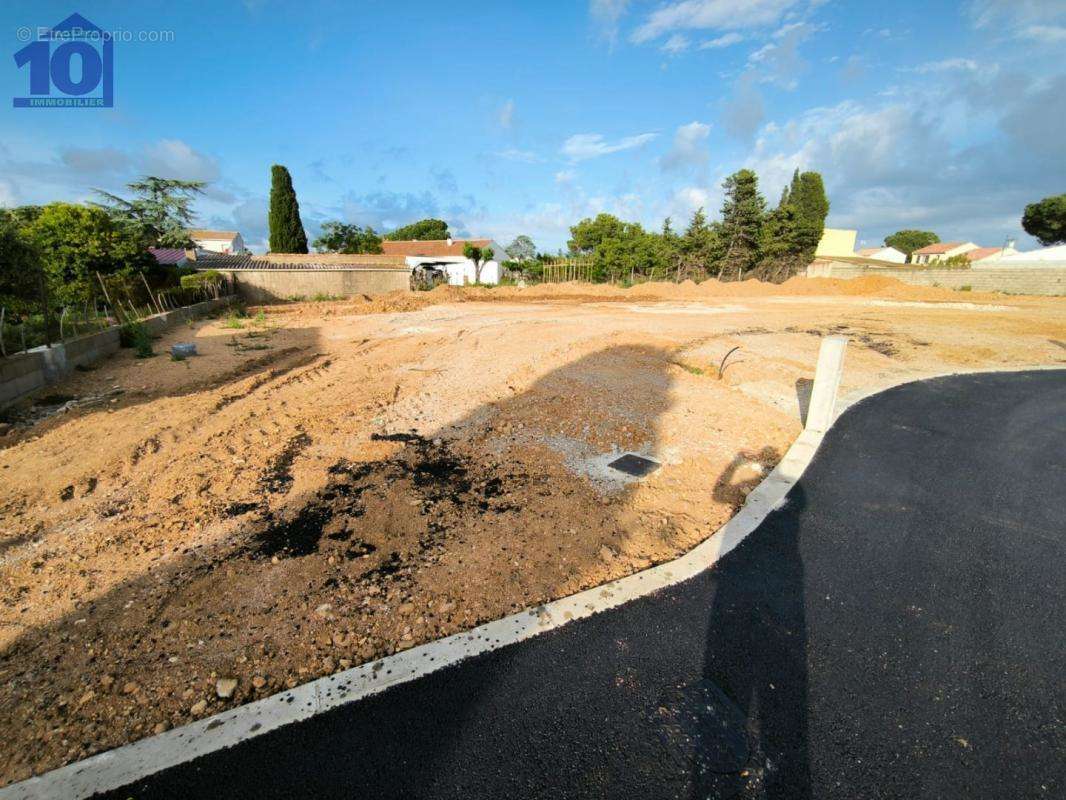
{"left": 3, "top": 360, "right": 1063, "bottom": 800}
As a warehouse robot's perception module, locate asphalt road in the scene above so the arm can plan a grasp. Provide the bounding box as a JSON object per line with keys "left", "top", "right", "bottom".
{"left": 103, "top": 370, "right": 1066, "bottom": 799}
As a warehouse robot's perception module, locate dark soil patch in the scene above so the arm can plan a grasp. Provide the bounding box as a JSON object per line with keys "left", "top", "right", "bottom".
{"left": 260, "top": 432, "right": 312, "bottom": 494}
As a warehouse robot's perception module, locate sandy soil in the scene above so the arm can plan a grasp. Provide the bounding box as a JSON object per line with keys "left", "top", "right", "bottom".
{"left": 1, "top": 276, "right": 1064, "bottom": 784}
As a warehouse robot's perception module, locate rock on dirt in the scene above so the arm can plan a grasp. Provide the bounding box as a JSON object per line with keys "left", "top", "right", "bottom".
{"left": 215, "top": 678, "right": 238, "bottom": 699}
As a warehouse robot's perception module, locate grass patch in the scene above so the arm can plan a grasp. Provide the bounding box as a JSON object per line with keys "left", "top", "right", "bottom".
{"left": 671, "top": 360, "right": 705, "bottom": 376}
{"left": 959, "top": 285, "right": 972, "bottom": 292}
{"left": 222, "top": 314, "right": 245, "bottom": 329}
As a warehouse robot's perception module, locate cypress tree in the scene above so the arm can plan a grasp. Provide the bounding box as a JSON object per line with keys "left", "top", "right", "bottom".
{"left": 791, "top": 171, "right": 829, "bottom": 258}
{"left": 268, "top": 165, "right": 308, "bottom": 253}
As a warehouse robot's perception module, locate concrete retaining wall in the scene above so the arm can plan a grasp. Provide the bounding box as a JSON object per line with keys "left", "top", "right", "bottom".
{"left": 807, "top": 260, "right": 1066, "bottom": 296}
{"left": 219, "top": 269, "right": 411, "bottom": 304}
{"left": 1, "top": 296, "right": 232, "bottom": 411}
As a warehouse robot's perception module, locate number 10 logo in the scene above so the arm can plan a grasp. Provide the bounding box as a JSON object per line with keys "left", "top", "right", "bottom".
{"left": 12, "top": 13, "right": 113, "bottom": 108}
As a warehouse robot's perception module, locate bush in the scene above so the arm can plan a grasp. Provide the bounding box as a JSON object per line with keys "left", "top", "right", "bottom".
{"left": 119, "top": 320, "right": 154, "bottom": 357}
{"left": 180, "top": 269, "right": 222, "bottom": 289}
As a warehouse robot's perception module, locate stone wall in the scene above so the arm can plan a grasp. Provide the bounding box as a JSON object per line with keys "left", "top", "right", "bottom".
{"left": 1, "top": 296, "right": 232, "bottom": 411}
{"left": 219, "top": 268, "right": 411, "bottom": 304}
{"left": 807, "top": 260, "right": 1066, "bottom": 296}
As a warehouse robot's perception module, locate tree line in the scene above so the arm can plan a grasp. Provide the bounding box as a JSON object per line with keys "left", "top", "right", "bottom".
{"left": 562, "top": 168, "right": 829, "bottom": 284}
{"left": 0, "top": 178, "right": 206, "bottom": 326}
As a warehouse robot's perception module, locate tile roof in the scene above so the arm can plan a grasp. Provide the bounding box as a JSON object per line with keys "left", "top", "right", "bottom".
{"left": 188, "top": 229, "right": 239, "bottom": 240}
{"left": 191, "top": 252, "right": 407, "bottom": 271}
{"left": 381, "top": 239, "right": 493, "bottom": 258}
{"left": 913, "top": 242, "right": 965, "bottom": 255}
{"left": 148, "top": 247, "right": 189, "bottom": 265}
{"left": 964, "top": 247, "right": 1004, "bottom": 262}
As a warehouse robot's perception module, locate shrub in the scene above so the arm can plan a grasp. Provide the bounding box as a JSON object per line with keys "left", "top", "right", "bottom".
{"left": 180, "top": 269, "right": 223, "bottom": 289}
{"left": 119, "top": 320, "right": 154, "bottom": 357}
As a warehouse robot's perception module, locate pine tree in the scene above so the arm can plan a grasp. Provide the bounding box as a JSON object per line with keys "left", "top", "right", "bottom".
{"left": 719, "top": 170, "right": 765, "bottom": 280}
{"left": 268, "top": 165, "right": 308, "bottom": 253}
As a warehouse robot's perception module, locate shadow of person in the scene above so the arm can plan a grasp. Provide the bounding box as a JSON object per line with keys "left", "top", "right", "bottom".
{"left": 681, "top": 449, "right": 810, "bottom": 798}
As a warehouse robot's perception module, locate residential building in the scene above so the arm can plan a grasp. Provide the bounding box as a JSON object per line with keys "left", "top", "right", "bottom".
{"left": 988, "top": 244, "right": 1066, "bottom": 264}
{"left": 855, "top": 246, "right": 906, "bottom": 263}
{"left": 380, "top": 238, "right": 506, "bottom": 285}
{"left": 911, "top": 241, "right": 978, "bottom": 265}
{"left": 814, "top": 228, "right": 858, "bottom": 258}
{"left": 188, "top": 229, "right": 247, "bottom": 255}
{"left": 964, "top": 245, "right": 1018, "bottom": 264}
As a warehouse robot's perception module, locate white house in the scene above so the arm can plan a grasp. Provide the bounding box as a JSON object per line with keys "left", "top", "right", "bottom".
{"left": 911, "top": 241, "right": 978, "bottom": 265}
{"left": 989, "top": 244, "right": 1066, "bottom": 264}
{"left": 855, "top": 246, "right": 906, "bottom": 263}
{"left": 189, "top": 229, "right": 247, "bottom": 255}
{"left": 380, "top": 238, "right": 506, "bottom": 285}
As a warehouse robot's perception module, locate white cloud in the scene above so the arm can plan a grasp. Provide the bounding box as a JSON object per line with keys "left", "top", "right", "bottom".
{"left": 904, "top": 58, "right": 980, "bottom": 74}
{"left": 968, "top": 0, "right": 1066, "bottom": 30}
{"left": 745, "top": 21, "right": 821, "bottom": 89}
{"left": 661, "top": 34, "right": 691, "bottom": 53}
{"left": 498, "top": 99, "right": 515, "bottom": 129}
{"left": 561, "top": 132, "right": 658, "bottom": 161}
{"left": 742, "top": 69, "right": 1066, "bottom": 248}
{"left": 493, "top": 148, "right": 543, "bottom": 163}
{"left": 140, "top": 139, "right": 220, "bottom": 183}
{"left": 660, "top": 121, "right": 711, "bottom": 173}
{"left": 555, "top": 170, "right": 577, "bottom": 184}
{"left": 632, "top": 0, "right": 801, "bottom": 44}
{"left": 1019, "top": 24, "right": 1066, "bottom": 43}
{"left": 589, "top": 0, "right": 631, "bottom": 46}
{"left": 60, "top": 147, "right": 129, "bottom": 174}
{"left": 699, "top": 32, "right": 744, "bottom": 48}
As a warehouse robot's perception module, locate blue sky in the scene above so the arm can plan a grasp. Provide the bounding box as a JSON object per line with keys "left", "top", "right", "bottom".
{"left": 2, "top": 0, "right": 1064, "bottom": 252}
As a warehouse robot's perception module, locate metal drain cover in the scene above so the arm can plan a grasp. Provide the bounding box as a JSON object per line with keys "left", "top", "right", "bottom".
{"left": 608, "top": 453, "right": 661, "bottom": 477}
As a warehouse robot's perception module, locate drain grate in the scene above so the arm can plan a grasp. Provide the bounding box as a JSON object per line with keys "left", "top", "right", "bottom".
{"left": 608, "top": 453, "right": 661, "bottom": 478}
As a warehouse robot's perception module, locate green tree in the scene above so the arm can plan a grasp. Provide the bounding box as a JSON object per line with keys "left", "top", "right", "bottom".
{"left": 462, "top": 243, "right": 494, "bottom": 284}
{"left": 719, "top": 169, "right": 766, "bottom": 280}
{"left": 27, "top": 203, "right": 153, "bottom": 307}
{"left": 312, "top": 221, "right": 383, "bottom": 253}
{"left": 95, "top": 177, "right": 206, "bottom": 248}
{"left": 884, "top": 230, "right": 940, "bottom": 262}
{"left": 567, "top": 213, "right": 643, "bottom": 255}
{"left": 505, "top": 234, "right": 536, "bottom": 261}
{"left": 678, "top": 208, "right": 721, "bottom": 279}
{"left": 756, "top": 202, "right": 800, "bottom": 282}
{"left": 1021, "top": 194, "right": 1066, "bottom": 246}
{"left": 384, "top": 218, "right": 450, "bottom": 241}
{"left": 595, "top": 233, "right": 674, "bottom": 283}
{"left": 268, "top": 165, "right": 308, "bottom": 253}
{"left": 790, "top": 171, "right": 830, "bottom": 259}
{"left": 0, "top": 215, "right": 43, "bottom": 315}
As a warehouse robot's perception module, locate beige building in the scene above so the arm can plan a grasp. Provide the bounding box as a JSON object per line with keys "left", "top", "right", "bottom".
{"left": 814, "top": 228, "right": 858, "bottom": 258}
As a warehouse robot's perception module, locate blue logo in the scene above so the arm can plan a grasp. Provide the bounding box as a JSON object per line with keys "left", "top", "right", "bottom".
{"left": 13, "top": 13, "right": 113, "bottom": 108}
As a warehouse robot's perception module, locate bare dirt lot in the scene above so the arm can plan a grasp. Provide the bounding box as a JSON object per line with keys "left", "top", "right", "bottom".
{"left": 1, "top": 276, "right": 1064, "bottom": 784}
